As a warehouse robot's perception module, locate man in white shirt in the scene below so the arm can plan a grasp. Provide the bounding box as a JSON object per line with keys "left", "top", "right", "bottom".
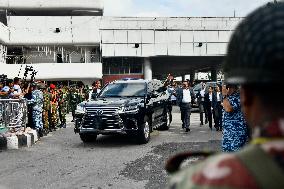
{"left": 196, "top": 83, "right": 208, "bottom": 125}
{"left": 176, "top": 81, "right": 196, "bottom": 132}
{"left": 212, "top": 85, "right": 223, "bottom": 131}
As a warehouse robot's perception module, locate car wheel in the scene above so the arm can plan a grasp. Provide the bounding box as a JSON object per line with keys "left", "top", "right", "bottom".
{"left": 161, "top": 110, "right": 171, "bottom": 130}
{"left": 136, "top": 117, "right": 151, "bottom": 144}
{"left": 80, "top": 133, "right": 97, "bottom": 143}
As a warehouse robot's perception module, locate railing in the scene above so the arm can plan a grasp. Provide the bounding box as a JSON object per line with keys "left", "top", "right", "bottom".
{"left": 0, "top": 99, "right": 28, "bottom": 131}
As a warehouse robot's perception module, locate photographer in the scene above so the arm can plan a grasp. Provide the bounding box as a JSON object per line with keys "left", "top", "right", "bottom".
{"left": 0, "top": 82, "right": 9, "bottom": 99}
{"left": 12, "top": 77, "right": 23, "bottom": 98}
{"left": 0, "top": 75, "right": 9, "bottom": 99}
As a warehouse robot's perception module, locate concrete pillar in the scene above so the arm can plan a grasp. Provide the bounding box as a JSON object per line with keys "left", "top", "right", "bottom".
{"left": 144, "top": 58, "right": 152, "bottom": 80}
{"left": 0, "top": 11, "right": 7, "bottom": 26}
{"left": 211, "top": 68, "right": 217, "bottom": 81}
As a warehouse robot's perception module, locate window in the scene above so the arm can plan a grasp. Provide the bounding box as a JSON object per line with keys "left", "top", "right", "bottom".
{"left": 57, "top": 54, "right": 63, "bottom": 63}
{"left": 103, "top": 57, "right": 143, "bottom": 75}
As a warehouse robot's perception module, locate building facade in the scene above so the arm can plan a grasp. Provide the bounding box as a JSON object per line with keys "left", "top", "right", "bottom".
{"left": 0, "top": 0, "right": 243, "bottom": 85}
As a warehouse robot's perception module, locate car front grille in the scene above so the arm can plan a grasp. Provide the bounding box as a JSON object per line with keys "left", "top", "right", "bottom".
{"left": 82, "top": 106, "right": 123, "bottom": 129}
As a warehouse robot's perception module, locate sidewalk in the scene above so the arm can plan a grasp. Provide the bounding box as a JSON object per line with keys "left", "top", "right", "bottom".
{"left": 0, "top": 113, "right": 74, "bottom": 151}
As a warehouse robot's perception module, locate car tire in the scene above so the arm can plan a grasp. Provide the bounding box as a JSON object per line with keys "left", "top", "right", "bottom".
{"left": 136, "top": 117, "right": 151, "bottom": 144}
{"left": 161, "top": 110, "right": 171, "bottom": 130}
{"left": 80, "top": 133, "right": 97, "bottom": 143}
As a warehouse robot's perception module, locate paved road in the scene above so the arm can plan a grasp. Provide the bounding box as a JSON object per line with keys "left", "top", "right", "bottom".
{"left": 0, "top": 107, "right": 222, "bottom": 189}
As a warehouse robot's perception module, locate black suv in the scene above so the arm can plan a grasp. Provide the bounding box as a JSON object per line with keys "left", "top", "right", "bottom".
{"left": 74, "top": 79, "right": 172, "bottom": 144}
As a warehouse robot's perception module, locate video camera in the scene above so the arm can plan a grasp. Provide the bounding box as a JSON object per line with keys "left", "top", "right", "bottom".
{"left": 23, "top": 66, "right": 37, "bottom": 82}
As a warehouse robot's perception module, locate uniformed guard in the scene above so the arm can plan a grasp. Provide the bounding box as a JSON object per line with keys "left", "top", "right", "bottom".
{"left": 58, "top": 87, "right": 68, "bottom": 128}
{"left": 167, "top": 2, "right": 284, "bottom": 189}
{"left": 69, "top": 87, "right": 79, "bottom": 122}
{"left": 50, "top": 84, "right": 58, "bottom": 130}
{"left": 65, "top": 86, "right": 71, "bottom": 114}
{"left": 28, "top": 83, "right": 44, "bottom": 137}
{"left": 42, "top": 85, "right": 51, "bottom": 133}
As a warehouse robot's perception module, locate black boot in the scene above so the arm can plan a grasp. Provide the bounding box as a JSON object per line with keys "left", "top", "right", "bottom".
{"left": 38, "top": 128, "right": 44, "bottom": 137}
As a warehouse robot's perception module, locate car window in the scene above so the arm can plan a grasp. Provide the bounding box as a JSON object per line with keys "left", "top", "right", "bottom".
{"left": 99, "top": 83, "right": 146, "bottom": 97}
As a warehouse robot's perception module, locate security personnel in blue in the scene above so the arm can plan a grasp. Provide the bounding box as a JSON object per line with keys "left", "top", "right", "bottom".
{"left": 28, "top": 83, "right": 44, "bottom": 137}
{"left": 167, "top": 2, "right": 284, "bottom": 189}
{"left": 176, "top": 81, "right": 196, "bottom": 132}
{"left": 221, "top": 84, "right": 248, "bottom": 152}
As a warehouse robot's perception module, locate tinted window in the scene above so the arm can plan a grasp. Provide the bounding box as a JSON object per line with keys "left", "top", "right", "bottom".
{"left": 99, "top": 83, "right": 146, "bottom": 97}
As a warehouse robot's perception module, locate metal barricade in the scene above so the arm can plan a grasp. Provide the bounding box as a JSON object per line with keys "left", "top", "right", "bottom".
{"left": 0, "top": 99, "right": 28, "bottom": 131}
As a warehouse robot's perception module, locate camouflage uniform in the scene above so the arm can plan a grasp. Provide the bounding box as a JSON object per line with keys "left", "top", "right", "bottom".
{"left": 78, "top": 89, "right": 84, "bottom": 103}
{"left": 58, "top": 89, "right": 68, "bottom": 128}
{"left": 50, "top": 90, "right": 59, "bottom": 130}
{"left": 69, "top": 89, "right": 79, "bottom": 121}
{"left": 65, "top": 87, "right": 71, "bottom": 113}
{"left": 168, "top": 118, "right": 284, "bottom": 189}
{"left": 43, "top": 90, "right": 51, "bottom": 132}
{"left": 168, "top": 3, "right": 284, "bottom": 189}
{"left": 29, "top": 89, "right": 44, "bottom": 130}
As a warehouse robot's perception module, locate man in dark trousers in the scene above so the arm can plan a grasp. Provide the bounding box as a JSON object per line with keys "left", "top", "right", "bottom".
{"left": 196, "top": 82, "right": 208, "bottom": 126}
{"left": 204, "top": 86, "right": 214, "bottom": 130}
{"left": 176, "top": 81, "right": 195, "bottom": 132}
{"left": 212, "top": 85, "right": 223, "bottom": 131}
{"left": 168, "top": 3, "right": 284, "bottom": 188}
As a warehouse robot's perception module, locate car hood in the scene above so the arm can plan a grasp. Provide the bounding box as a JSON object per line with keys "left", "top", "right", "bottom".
{"left": 81, "top": 97, "right": 144, "bottom": 107}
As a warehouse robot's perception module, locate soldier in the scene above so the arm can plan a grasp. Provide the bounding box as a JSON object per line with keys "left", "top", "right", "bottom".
{"left": 65, "top": 86, "right": 71, "bottom": 114}
{"left": 69, "top": 87, "right": 79, "bottom": 122}
{"left": 50, "top": 84, "right": 58, "bottom": 130}
{"left": 78, "top": 86, "right": 85, "bottom": 103}
{"left": 58, "top": 87, "right": 68, "bottom": 128}
{"left": 28, "top": 83, "right": 44, "bottom": 137}
{"left": 42, "top": 85, "right": 51, "bottom": 133}
{"left": 167, "top": 2, "right": 284, "bottom": 188}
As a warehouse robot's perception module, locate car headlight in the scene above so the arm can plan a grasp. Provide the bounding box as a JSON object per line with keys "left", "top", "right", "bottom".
{"left": 118, "top": 105, "right": 139, "bottom": 114}
{"left": 76, "top": 105, "right": 86, "bottom": 114}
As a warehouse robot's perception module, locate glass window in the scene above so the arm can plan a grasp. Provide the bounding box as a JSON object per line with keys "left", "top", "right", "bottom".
{"left": 103, "top": 58, "right": 143, "bottom": 75}
{"left": 130, "top": 62, "right": 142, "bottom": 74}
{"left": 99, "top": 83, "right": 146, "bottom": 97}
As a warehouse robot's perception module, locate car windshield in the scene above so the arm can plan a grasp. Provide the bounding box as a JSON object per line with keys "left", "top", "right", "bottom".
{"left": 98, "top": 83, "right": 146, "bottom": 97}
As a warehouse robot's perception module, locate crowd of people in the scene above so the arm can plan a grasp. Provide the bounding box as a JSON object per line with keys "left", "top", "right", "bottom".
{"left": 165, "top": 78, "right": 249, "bottom": 152}
{"left": 0, "top": 78, "right": 102, "bottom": 137}
{"left": 168, "top": 2, "right": 284, "bottom": 189}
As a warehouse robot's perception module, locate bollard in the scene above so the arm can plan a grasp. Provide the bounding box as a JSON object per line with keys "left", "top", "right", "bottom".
{"left": 7, "top": 135, "right": 18, "bottom": 150}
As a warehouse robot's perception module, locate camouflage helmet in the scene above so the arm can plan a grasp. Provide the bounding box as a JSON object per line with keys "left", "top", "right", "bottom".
{"left": 223, "top": 2, "right": 284, "bottom": 84}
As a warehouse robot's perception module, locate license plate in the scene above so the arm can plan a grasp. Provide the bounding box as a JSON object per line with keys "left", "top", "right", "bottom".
{"left": 93, "top": 117, "right": 103, "bottom": 129}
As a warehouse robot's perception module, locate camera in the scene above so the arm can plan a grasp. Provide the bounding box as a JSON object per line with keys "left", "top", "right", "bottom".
{"left": 23, "top": 66, "right": 37, "bottom": 82}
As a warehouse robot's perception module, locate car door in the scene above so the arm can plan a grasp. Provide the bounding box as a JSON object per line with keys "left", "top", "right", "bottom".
{"left": 152, "top": 81, "right": 165, "bottom": 123}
